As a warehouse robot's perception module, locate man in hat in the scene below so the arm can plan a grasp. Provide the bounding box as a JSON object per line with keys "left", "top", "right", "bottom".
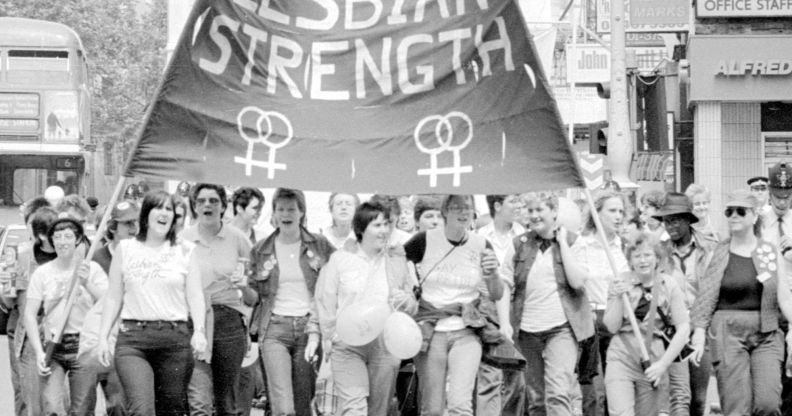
{"left": 748, "top": 176, "right": 770, "bottom": 212}
{"left": 653, "top": 192, "right": 716, "bottom": 416}
{"left": 761, "top": 163, "right": 792, "bottom": 258}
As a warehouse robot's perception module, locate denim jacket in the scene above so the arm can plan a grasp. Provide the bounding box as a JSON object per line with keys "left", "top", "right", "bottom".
{"left": 248, "top": 227, "right": 335, "bottom": 337}
{"left": 691, "top": 238, "right": 780, "bottom": 333}
{"left": 509, "top": 230, "right": 595, "bottom": 343}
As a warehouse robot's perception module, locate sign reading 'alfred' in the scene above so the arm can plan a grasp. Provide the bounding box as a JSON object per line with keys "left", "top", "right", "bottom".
{"left": 697, "top": 0, "right": 792, "bottom": 17}
{"left": 716, "top": 60, "right": 792, "bottom": 76}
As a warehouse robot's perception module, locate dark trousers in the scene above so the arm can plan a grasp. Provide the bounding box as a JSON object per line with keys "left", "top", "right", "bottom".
{"left": 189, "top": 305, "right": 247, "bottom": 416}
{"left": 115, "top": 320, "right": 194, "bottom": 416}
{"left": 582, "top": 310, "right": 610, "bottom": 416}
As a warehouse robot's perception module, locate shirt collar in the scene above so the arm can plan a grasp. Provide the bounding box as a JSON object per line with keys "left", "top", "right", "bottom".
{"left": 183, "top": 223, "right": 229, "bottom": 246}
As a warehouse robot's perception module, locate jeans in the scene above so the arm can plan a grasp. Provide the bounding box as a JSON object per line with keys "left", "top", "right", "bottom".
{"left": 582, "top": 310, "right": 610, "bottom": 416}
{"left": 331, "top": 335, "right": 401, "bottom": 416}
{"left": 41, "top": 334, "right": 98, "bottom": 416}
{"left": 517, "top": 324, "right": 579, "bottom": 416}
{"left": 236, "top": 355, "right": 261, "bottom": 416}
{"left": 97, "top": 368, "right": 128, "bottom": 416}
{"left": 189, "top": 306, "right": 247, "bottom": 416}
{"left": 19, "top": 338, "right": 44, "bottom": 416}
{"left": 114, "top": 320, "right": 194, "bottom": 416}
{"left": 8, "top": 334, "right": 25, "bottom": 416}
{"left": 604, "top": 334, "right": 668, "bottom": 416}
{"left": 667, "top": 352, "right": 711, "bottom": 416}
{"left": 414, "top": 328, "right": 482, "bottom": 416}
{"left": 261, "top": 314, "right": 314, "bottom": 416}
{"left": 710, "top": 311, "right": 783, "bottom": 416}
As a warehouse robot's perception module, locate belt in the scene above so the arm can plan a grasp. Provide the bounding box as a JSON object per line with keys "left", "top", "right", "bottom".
{"left": 122, "top": 319, "right": 189, "bottom": 328}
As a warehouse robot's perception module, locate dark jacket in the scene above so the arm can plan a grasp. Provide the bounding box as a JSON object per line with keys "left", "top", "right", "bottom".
{"left": 415, "top": 298, "right": 502, "bottom": 352}
{"left": 248, "top": 227, "right": 335, "bottom": 337}
{"left": 509, "top": 230, "right": 595, "bottom": 343}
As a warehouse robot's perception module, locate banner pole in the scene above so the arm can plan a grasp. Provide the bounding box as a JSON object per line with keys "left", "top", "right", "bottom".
{"left": 44, "top": 175, "right": 128, "bottom": 365}
{"left": 582, "top": 187, "right": 652, "bottom": 368}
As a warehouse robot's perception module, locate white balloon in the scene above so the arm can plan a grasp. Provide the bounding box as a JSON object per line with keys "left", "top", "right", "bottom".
{"left": 383, "top": 312, "right": 422, "bottom": 359}
{"left": 336, "top": 301, "right": 391, "bottom": 346}
{"left": 557, "top": 197, "right": 583, "bottom": 233}
{"left": 241, "top": 342, "right": 259, "bottom": 368}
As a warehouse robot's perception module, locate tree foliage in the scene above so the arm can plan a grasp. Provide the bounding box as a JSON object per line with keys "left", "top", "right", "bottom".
{"left": 0, "top": 0, "right": 167, "bottom": 148}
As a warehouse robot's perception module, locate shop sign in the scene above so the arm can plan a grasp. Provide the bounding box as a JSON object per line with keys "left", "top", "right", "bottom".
{"left": 689, "top": 36, "right": 792, "bottom": 101}
{"left": 566, "top": 44, "right": 670, "bottom": 83}
{"left": 697, "top": 0, "right": 792, "bottom": 17}
{"left": 596, "top": 0, "right": 690, "bottom": 33}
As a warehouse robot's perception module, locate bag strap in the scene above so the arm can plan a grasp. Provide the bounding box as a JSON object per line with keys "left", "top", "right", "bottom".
{"left": 414, "top": 234, "right": 468, "bottom": 289}
{"left": 642, "top": 272, "right": 661, "bottom": 357}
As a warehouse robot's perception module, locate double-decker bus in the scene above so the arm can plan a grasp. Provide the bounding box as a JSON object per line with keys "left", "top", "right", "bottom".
{"left": 0, "top": 17, "right": 91, "bottom": 207}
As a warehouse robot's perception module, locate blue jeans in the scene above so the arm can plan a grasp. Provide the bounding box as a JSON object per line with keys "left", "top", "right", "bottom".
{"left": 261, "top": 314, "right": 314, "bottom": 416}
{"left": 189, "top": 306, "right": 247, "bottom": 416}
{"left": 115, "top": 320, "right": 194, "bottom": 416}
{"left": 41, "top": 334, "right": 98, "bottom": 416}
{"left": 331, "top": 335, "right": 401, "bottom": 416}
{"left": 415, "top": 328, "right": 482, "bottom": 416}
{"left": 518, "top": 324, "right": 580, "bottom": 416}
{"left": 20, "top": 338, "right": 45, "bottom": 416}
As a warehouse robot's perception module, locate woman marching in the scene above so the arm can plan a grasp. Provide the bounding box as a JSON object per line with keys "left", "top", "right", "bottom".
{"left": 315, "top": 201, "right": 418, "bottom": 415}
{"left": 690, "top": 190, "right": 792, "bottom": 415}
{"left": 323, "top": 193, "right": 360, "bottom": 250}
{"left": 24, "top": 217, "right": 108, "bottom": 415}
{"left": 403, "top": 194, "right": 503, "bottom": 416}
{"left": 97, "top": 190, "right": 207, "bottom": 415}
{"left": 602, "top": 231, "right": 690, "bottom": 416}
{"left": 248, "top": 188, "right": 335, "bottom": 416}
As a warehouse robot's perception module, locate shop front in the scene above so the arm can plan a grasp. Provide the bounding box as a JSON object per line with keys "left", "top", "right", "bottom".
{"left": 688, "top": 34, "right": 792, "bottom": 222}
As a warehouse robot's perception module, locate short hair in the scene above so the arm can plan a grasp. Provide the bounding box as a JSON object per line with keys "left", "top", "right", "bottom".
{"left": 232, "top": 187, "right": 265, "bottom": 216}
{"left": 640, "top": 190, "right": 666, "bottom": 210}
{"left": 623, "top": 231, "right": 667, "bottom": 271}
{"left": 23, "top": 197, "right": 51, "bottom": 224}
{"left": 413, "top": 196, "right": 442, "bottom": 222}
{"left": 272, "top": 188, "right": 307, "bottom": 226}
{"left": 440, "top": 194, "right": 475, "bottom": 219}
{"left": 56, "top": 194, "right": 91, "bottom": 220}
{"left": 328, "top": 192, "right": 361, "bottom": 212}
{"left": 369, "top": 194, "right": 401, "bottom": 218}
{"left": 137, "top": 191, "right": 179, "bottom": 246}
{"left": 684, "top": 183, "right": 711, "bottom": 202}
{"left": 47, "top": 217, "right": 85, "bottom": 248}
{"left": 521, "top": 192, "right": 559, "bottom": 211}
{"left": 583, "top": 190, "right": 627, "bottom": 233}
{"left": 31, "top": 207, "right": 58, "bottom": 240}
{"left": 353, "top": 201, "right": 390, "bottom": 242}
{"left": 190, "top": 183, "right": 228, "bottom": 218}
{"left": 485, "top": 195, "right": 506, "bottom": 219}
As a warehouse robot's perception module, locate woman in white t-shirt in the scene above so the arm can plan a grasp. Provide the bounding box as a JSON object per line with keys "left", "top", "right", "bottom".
{"left": 97, "top": 190, "right": 207, "bottom": 416}
{"left": 24, "top": 217, "right": 108, "bottom": 415}
{"left": 403, "top": 194, "right": 502, "bottom": 416}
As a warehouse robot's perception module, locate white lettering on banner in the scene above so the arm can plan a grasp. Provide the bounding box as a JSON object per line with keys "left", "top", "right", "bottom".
{"left": 715, "top": 60, "right": 792, "bottom": 76}
{"left": 234, "top": 107, "right": 293, "bottom": 178}
{"left": 195, "top": 9, "right": 515, "bottom": 100}
{"left": 414, "top": 112, "right": 474, "bottom": 188}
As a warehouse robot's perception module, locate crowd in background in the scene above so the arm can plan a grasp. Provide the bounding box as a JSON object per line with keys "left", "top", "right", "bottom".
{"left": 2, "top": 163, "right": 792, "bottom": 416}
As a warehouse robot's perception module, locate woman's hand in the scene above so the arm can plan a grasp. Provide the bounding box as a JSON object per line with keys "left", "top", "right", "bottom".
{"left": 689, "top": 329, "right": 706, "bottom": 366}
{"left": 36, "top": 349, "right": 52, "bottom": 376}
{"left": 77, "top": 261, "right": 91, "bottom": 285}
{"left": 97, "top": 339, "right": 113, "bottom": 368}
{"left": 480, "top": 249, "right": 499, "bottom": 277}
{"left": 608, "top": 279, "right": 630, "bottom": 298}
{"left": 643, "top": 360, "right": 670, "bottom": 387}
{"left": 305, "top": 333, "right": 320, "bottom": 363}
{"left": 191, "top": 330, "right": 208, "bottom": 360}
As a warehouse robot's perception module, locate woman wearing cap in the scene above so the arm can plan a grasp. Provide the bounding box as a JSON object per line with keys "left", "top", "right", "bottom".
{"left": 182, "top": 183, "right": 257, "bottom": 416}
{"left": 23, "top": 217, "right": 108, "bottom": 415}
{"left": 403, "top": 194, "right": 502, "bottom": 416}
{"left": 690, "top": 190, "right": 792, "bottom": 416}
{"left": 96, "top": 190, "right": 207, "bottom": 415}
{"left": 315, "top": 201, "right": 417, "bottom": 415}
{"left": 249, "top": 188, "right": 335, "bottom": 416}
{"left": 602, "top": 231, "right": 690, "bottom": 415}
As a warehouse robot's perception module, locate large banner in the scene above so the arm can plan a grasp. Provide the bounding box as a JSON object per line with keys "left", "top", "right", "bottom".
{"left": 126, "top": 0, "right": 584, "bottom": 194}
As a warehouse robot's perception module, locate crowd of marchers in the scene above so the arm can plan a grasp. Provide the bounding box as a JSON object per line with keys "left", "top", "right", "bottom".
{"left": 3, "top": 164, "right": 792, "bottom": 416}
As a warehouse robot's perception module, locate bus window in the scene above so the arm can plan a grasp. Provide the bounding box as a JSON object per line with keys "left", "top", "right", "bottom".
{"left": 44, "top": 91, "right": 79, "bottom": 141}
{"left": 12, "top": 168, "right": 79, "bottom": 204}
{"left": 6, "top": 50, "right": 70, "bottom": 84}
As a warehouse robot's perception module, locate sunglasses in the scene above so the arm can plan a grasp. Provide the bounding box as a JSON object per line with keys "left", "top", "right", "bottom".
{"left": 724, "top": 207, "right": 748, "bottom": 217}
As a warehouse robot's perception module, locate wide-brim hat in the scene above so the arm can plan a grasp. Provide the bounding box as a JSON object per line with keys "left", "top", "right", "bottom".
{"left": 652, "top": 192, "right": 699, "bottom": 224}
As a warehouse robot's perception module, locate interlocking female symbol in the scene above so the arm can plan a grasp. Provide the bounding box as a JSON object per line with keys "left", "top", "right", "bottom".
{"left": 413, "top": 111, "right": 474, "bottom": 187}
{"left": 234, "top": 106, "right": 293, "bottom": 179}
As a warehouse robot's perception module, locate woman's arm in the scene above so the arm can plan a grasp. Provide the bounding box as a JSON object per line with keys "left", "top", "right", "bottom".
{"left": 481, "top": 248, "right": 503, "bottom": 301}
{"left": 23, "top": 295, "right": 48, "bottom": 374}
{"left": 557, "top": 230, "right": 587, "bottom": 290}
{"left": 645, "top": 283, "right": 690, "bottom": 385}
{"left": 97, "top": 249, "right": 125, "bottom": 367}
{"left": 81, "top": 262, "right": 108, "bottom": 301}
{"left": 186, "top": 250, "right": 207, "bottom": 356}
{"left": 602, "top": 278, "right": 629, "bottom": 334}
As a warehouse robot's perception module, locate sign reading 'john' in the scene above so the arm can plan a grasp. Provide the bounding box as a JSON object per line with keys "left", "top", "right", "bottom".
{"left": 125, "top": 0, "right": 584, "bottom": 194}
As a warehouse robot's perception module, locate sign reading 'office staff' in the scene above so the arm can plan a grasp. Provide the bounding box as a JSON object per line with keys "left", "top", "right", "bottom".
{"left": 697, "top": 0, "right": 792, "bottom": 17}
